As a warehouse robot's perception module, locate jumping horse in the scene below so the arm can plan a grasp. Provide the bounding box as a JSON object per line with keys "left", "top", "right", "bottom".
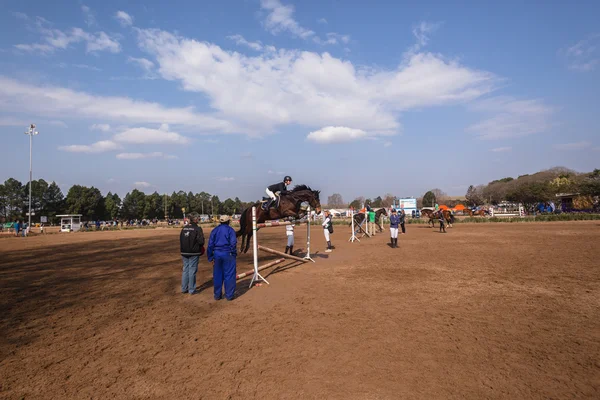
{"left": 236, "top": 185, "right": 321, "bottom": 254}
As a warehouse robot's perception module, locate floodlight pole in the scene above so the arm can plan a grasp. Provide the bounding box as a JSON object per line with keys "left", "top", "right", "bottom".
{"left": 24, "top": 124, "right": 39, "bottom": 230}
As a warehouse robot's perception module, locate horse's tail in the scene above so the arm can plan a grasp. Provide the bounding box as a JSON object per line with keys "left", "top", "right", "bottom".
{"left": 237, "top": 207, "right": 249, "bottom": 237}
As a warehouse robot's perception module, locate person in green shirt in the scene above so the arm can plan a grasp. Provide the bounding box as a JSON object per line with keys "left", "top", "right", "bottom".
{"left": 368, "top": 210, "right": 376, "bottom": 236}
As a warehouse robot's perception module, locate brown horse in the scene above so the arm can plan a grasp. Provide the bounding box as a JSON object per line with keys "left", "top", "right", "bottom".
{"left": 421, "top": 209, "right": 453, "bottom": 228}
{"left": 352, "top": 208, "right": 389, "bottom": 233}
{"left": 465, "top": 209, "right": 488, "bottom": 217}
{"left": 237, "top": 185, "right": 321, "bottom": 253}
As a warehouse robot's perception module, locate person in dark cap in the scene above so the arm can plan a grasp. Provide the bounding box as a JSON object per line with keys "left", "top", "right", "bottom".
{"left": 180, "top": 212, "right": 205, "bottom": 295}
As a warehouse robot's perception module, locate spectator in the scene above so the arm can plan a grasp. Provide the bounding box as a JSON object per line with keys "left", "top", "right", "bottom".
{"left": 180, "top": 212, "right": 205, "bottom": 295}
{"left": 207, "top": 215, "right": 237, "bottom": 301}
{"left": 285, "top": 224, "right": 294, "bottom": 255}
{"left": 322, "top": 210, "right": 334, "bottom": 253}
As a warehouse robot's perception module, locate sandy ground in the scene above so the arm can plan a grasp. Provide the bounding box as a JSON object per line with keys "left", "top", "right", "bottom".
{"left": 1, "top": 222, "right": 599, "bottom": 399}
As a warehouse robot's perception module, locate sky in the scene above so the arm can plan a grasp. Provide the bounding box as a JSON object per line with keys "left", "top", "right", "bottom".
{"left": 0, "top": 0, "right": 599, "bottom": 202}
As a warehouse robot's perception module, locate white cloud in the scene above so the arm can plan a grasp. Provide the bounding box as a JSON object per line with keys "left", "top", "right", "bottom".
{"left": 260, "top": 0, "right": 314, "bottom": 39}
{"left": 491, "top": 146, "right": 512, "bottom": 152}
{"left": 82, "top": 5, "right": 96, "bottom": 27}
{"left": 116, "top": 152, "right": 178, "bottom": 160}
{"left": 136, "top": 28, "right": 495, "bottom": 136}
{"left": 467, "top": 96, "right": 553, "bottom": 140}
{"left": 553, "top": 141, "right": 591, "bottom": 150}
{"left": 128, "top": 56, "right": 155, "bottom": 72}
{"left": 318, "top": 18, "right": 327, "bottom": 24}
{"left": 107, "top": 178, "right": 117, "bottom": 183}
{"left": 14, "top": 17, "right": 120, "bottom": 54}
{"left": 561, "top": 34, "right": 600, "bottom": 72}
{"left": 307, "top": 126, "right": 368, "bottom": 143}
{"left": 227, "top": 34, "right": 263, "bottom": 51}
{"left": 57, "top": 62, "right": 102, "bottom": 71}
{"left": 112, "top": 124, "right": 191, "bottom": 144}
{"left": 0, "top": 76, "right": 236, "bottom": 132}
{"left": 314, "top": 33, "right": 351, "bottom": 46}
{"left": 216, "top": 177, "right": 235, "bottom": 182}
{"left": 133, "top": 181, "right": 151, "bottom": 188}
{"left": 409, "top": 22, "right": 441, "bottom": 54}
{"left": 59, "top": 140, "right": 121, "bottom": 153}
{"left": 48, "top": 120, "right": 68, "bottom": 128}
{"left": 90, "top": 123, "right": 111, "bottom": 132}
{"left": 115, "top": 11, "right": 134, "bottom": 27}
{"left": 384, "top": 141, "right": 392, "bottom": 147}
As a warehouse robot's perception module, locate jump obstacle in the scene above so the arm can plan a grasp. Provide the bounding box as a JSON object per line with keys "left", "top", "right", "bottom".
{"left": 490, "top": 205, "right": 525, "bottom": 218}
{"left": 249, "top": 206, "right": 315, "bottom": 288}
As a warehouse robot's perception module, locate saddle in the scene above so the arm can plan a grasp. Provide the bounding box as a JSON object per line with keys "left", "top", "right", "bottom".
{"left": 261, "top": 194, "right": 281, "bottom": 211}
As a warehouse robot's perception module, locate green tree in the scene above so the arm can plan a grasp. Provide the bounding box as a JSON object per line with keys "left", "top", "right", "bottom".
{"left": 122, "top": 189, "right": 146, "bottom": 220}
{"left": 144, "top": 192, "right": 163, "bottom": 219}
{"left": 65, "top": 185, "right": 104, "bottom": 220}
{"left": 2, "top": 178, "right": 25, "bottom": 220}
{"left": 221, "top": 198, "right": 236, "bottom": 215}
{"left": 422, "top": 191, "right": 436, "bottom": 207}
{"left": 23, "top": 179, "right": 49, "bottom": 220}
{"left": 104, "top": 192, "right": 122, "bottom": 220}
{"left": 211, "top": 195, "right": 221, "bottom": 215}
{"left": 42, "top": 182, "right": 64, "bottom": 223}
{"left": 196, "top": 191, "right": 212, "bottom": 215}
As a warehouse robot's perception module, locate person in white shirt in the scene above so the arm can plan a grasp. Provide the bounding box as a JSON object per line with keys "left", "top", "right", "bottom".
{"left": 285, "top": 224, "right": 294, "bottom": 254}
{"left": 322, "top": 210, "right": 333, "bottom": 253}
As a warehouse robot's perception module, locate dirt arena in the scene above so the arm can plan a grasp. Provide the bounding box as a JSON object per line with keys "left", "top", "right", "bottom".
{"left": 1, "top": 222, "right": 599, "bottom": 399}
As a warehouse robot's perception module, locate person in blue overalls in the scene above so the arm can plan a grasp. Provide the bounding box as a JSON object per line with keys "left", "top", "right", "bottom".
{"left": 207, "top": 215, "right": 238, "bottom": 301}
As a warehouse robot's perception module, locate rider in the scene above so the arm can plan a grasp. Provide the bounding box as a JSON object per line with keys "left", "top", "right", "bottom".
{"left": 263, "top": 176, "right": 293, "bottom": 211}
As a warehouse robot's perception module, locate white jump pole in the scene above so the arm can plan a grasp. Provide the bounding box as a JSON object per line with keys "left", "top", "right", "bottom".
{"left": 348, "top": 208, "right": 359, "bottom": 242}
{"left": 303, "top": 206, "right": 315, "bottom": 262}
{"left": 250, "top": 207, "right": 269, "bottom": 288}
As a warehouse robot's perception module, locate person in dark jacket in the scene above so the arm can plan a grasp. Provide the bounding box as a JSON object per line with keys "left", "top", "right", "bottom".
{"left": 262, "top": 175, "right": 292, "bottom": 211}
{"left": 180, "top": 212, "right": 205, "bottom": 295}
{"left": 438, "top": 210, "right": 446, "bottom": 233}
{"left": 207, "top": 215, "right": 238, "bottom": 301}
{"left": 389, "top": 209, "right": 400, "bottom": 248}
{"left": 399, "top": 206, "right": 406, "bottom": 234}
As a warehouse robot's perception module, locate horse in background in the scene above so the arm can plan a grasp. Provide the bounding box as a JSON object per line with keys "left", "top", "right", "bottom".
{"left": 236, "top": 185, "right": 321, "bottom": 254}
{"left": 465, "top": 208, "right": 489, "bottom": 217}
{"left": 352, "top": 208, "right": 388, "bottom": 233}
{"left": 421, "top": 209, "right": 453, "bottom": 228}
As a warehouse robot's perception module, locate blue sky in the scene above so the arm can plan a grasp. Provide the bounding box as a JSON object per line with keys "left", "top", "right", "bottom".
{"left": 1, "top": 0, "right": 598, "bottom": 202}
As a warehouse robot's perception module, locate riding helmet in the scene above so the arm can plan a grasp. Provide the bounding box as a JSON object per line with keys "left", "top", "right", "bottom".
{"left": 284, "top": 176, "right": 292, "bottom": 182}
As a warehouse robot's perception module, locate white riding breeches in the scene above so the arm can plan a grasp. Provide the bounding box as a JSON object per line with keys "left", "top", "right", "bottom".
{"left": 323, "top": 228, "right": 330, "bottom": 241}
{"left": 265, "top": 188, "right": 276, "bottom": 200}
{"left": 390, "top": 227, "right": 398, "bottom": 238}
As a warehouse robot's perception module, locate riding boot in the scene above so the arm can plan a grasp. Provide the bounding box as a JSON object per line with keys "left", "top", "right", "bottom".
{"left": 289, "top": 246, "right": 293, "bottom": 255}
{"left": 285, "top": 246, "right": 290, "bottom": 254}
{"left": 394, "top": 238, "right": 398, "bottom": 248}
{"left": 326, "top": 241, "right": 332, "bottom": 252}
{"left": 390, "top": 237, "right": 394, "bottom": 247}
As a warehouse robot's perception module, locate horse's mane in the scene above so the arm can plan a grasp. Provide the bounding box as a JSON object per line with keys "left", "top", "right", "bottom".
{"left": 291, "top": 184, "right": 312, "bottom": 192}
{"left": 291, "top": 184, "right": 320, "bottom": 200}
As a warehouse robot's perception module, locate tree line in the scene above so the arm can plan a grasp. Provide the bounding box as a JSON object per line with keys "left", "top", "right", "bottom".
{"left": 0, "top": 178, "right": 254, "bottom": 223}
{"left": 324, "top": 167, "right": 599, "bottom": 211}
{"left": 464, "top": 167, "right": 600, "bottom": 208}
